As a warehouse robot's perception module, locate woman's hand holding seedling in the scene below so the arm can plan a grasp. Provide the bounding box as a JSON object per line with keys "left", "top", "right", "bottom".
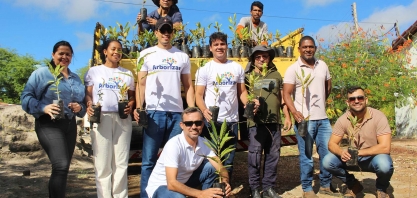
{"left": 44, "top": 104, "right": 61, "bottom": 119}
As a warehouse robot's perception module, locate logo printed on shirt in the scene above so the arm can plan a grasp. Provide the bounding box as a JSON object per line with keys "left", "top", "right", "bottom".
{"left": 212, "top": 72, "right": 237, "bottom": 86}
{"left": 152, "top": 57, "right": 182, "bottom": 71}
{"left": 98, "top": 76, "right": 125, "bottom": 89}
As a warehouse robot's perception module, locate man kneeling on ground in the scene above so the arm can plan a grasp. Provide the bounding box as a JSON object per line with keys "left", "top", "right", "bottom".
{"left": 145, "top": 107, "right": 232, "bottom": 198}
{"left": 323, "top": 86, "right": 394, "bottom": 198}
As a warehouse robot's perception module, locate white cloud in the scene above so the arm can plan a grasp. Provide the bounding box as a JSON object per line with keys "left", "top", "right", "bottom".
{"left": 314, "top": 0, "right": 417, "bottom": 44}
{"left": 12, "top": 0, "right": 99, "bottom": 21}
{"left": 304, "top": 0, "right": 341, "bottom": 7}
{"left": 75, "top": 32, "right": 93, "bottom": 51}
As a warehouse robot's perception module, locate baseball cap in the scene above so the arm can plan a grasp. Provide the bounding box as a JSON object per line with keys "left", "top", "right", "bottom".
{"left": 155, "top": 17, "right": 173, "bottom": 31}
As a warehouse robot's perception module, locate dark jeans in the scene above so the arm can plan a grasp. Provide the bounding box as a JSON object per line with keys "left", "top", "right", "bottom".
{"left": 35, "top": 115, "right": 77, "bottom": 198}
{"left": 141, "top": 110, "right": 182, "bottom": 198}
{"left": 202, "top": 121, "right": 238, "bottom": 181}
{"left": 247, "top": 124, "right": 281, "bottom": 191}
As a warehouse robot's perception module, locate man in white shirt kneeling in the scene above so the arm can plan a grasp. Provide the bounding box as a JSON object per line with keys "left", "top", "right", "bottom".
{"left": 145, "top": 107, "right": 232, "bottom": 198}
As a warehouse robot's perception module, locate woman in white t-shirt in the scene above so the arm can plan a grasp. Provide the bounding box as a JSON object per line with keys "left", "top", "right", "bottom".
{"left": 84, "top": 39, "right": 135, "bottom": 197}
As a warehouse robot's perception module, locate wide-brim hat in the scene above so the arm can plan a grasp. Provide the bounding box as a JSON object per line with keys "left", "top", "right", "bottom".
{"left": 249, "top": 45, "right": 275, "bottom": 62}
{"left": 152, "top": 0, "right": 178, "bottom": 7}
{"left": 245, "top": 45, "right": 276, "bottom": 73}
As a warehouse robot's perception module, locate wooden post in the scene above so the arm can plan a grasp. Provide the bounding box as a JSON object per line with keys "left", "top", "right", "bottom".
{"left": 352, "top": 2, "right": 359, "bottom": 32}
{"left": 394, "top": 22, "right": 401, "bottom": 37}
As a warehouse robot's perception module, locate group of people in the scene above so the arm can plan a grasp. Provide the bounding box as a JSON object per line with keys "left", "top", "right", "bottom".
{"left": 20, "top": 1, "right": 394, "bottom": 198}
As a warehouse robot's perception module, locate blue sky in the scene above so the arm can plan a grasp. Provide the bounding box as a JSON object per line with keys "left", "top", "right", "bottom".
{"left": 1, "top": 0, "right": 416, "bottom": 73}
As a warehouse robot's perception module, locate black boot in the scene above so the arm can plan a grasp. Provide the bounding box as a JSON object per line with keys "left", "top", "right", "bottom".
{"left": 264, "top": 187, "right": 282, "bottom": 198}
{"left": 251, "top": 188, "right": 262, "bottom": 198}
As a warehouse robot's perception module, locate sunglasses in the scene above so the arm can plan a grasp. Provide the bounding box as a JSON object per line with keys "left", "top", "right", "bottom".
{"left": 183, "top": 120, "right": 204, "bottom": 127}
{"left": 255, "top": 55, "right": 269, "bottom": 60}
{"left": 159, "top": 28, "right": 173, "bottom": 34}
{"left": 348, "top": 96, "right": 365, "bottom": 103}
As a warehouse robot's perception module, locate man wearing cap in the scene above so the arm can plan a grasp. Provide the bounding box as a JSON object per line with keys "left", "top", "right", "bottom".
{"left": 244, "top": 45, "right": 291, "bottom": 198}
{"left": 237, "top": 1, "right": 268, "bottom": 46}
{"left": 134, "top": 17, "right": 194, "bottom": 198}
{"left": 136, "top": 0, "right": 182, "bottom": 35}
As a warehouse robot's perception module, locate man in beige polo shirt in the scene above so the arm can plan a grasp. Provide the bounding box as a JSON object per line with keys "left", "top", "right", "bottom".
{"left": 323, "top": 86, "right": 393, "bottom": 198}
{"left": 283, "top": 35, "right": 333, "bottom": 198}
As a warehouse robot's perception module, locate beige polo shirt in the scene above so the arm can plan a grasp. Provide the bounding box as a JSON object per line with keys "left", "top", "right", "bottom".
{"left": 283, "top": 57, "right": 331, "bottom": 120}
{"left": 332, "top": 107, "right": 391, "bottom": 149}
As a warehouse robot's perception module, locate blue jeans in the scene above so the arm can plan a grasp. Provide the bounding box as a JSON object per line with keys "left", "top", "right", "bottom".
{"left": 294, "top": 119, "right": 332, "bottom": 192}
{"left": 151, "top": 159, "right": 217, "bottom": 198}
{"left": 141, "top": 110, "right": 183, "bottom": 198}
{"left": 323, "top": 153, "right": 394, "bottom": 191}
{"left": 203, "top": 121, "right": 238, "bottom": 181}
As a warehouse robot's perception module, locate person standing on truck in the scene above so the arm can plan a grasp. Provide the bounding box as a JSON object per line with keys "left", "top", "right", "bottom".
{"left": 195, "top": 32, "right": 258, "bottom": 183}
{"left": 323, "top": 86, "right": 393, "bottom": 198}
{"left": 145, "top": 107, "right": 232, "bottom": 198}
{"left": 237, "top": 1, "right": 268, "bottom": 46}
{"left": 134, "top": 17, "right": 194, "bottom": 198}
{"left": 244, "top": 45, "right": 291, "bottom": 198}
{"left": 282, "top": 36, "right": 335, "bottom": 198}
{"left": 136, "top": 0, "right": 182, "bottom": 35}
{"left": 84, "top": 39, "right": 136, "bottom": 198}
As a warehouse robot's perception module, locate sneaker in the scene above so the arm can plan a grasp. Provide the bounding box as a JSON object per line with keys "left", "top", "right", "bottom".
{"left": 251, "top": 188, "right": 261, "bottom": 198}
{"left": 319, "top": 185, "right": 338, "bottom": 196}
{"left": 344, "top": 180, "right": 364, "bottom": 198}
{"left": 302, "top": 190, "right": 319, "bottom": 198}
{"left": 376, "top": 190, "right": 389, "bottom": 198}
{"left": 264, "top": 187, "right": 282, "bottom": 198}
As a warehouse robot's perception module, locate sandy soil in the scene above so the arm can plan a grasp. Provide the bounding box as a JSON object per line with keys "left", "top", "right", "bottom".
{"left": 1, "top": 137, "right": 416, "bottom": 198}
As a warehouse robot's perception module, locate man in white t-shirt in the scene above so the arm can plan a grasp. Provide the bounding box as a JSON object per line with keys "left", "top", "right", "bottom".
{"left": 195, "top": 32, "right": 257, "bottom": 181}
{"left": 146, "top": 107, "right": 231, "bottom": 198}
{"left": 237, "top": 1, "right": 268, "bottom": 46}
{"left": 134, "top": 17, "right": 195, "bottom": 198}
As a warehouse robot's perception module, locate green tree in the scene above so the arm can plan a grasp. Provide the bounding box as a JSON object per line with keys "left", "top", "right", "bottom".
{"left": 0, "top": 48, "right": 39, "bottom": 104}
{"left": 317, "top": 27, "right": 417, "bottom": 135}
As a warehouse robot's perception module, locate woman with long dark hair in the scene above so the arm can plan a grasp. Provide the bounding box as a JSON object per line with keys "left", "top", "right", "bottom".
{"left": 84, "top": 39, "right": 135, "bottom": 197}
{"left": 21, "top": 40, "right": 86, "bottom": 198}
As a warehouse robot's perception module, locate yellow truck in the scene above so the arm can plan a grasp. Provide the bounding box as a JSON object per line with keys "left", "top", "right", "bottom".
{"left": 90, "top": 22, "right": 303, "bottom": 157}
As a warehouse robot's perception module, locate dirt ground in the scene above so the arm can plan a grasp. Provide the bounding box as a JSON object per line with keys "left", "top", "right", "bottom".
{"left": 1, "top": 137, "right": 416, "bottom": 198}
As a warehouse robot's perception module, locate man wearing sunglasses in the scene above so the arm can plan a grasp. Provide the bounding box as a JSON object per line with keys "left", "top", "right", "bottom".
{"left": 323, "top": 86, "right": 393, "bottom": 198}
{"left": 145, "top": 107, "right": 231, "bottom": 198}
{"left": 243, "top": 45, "right": 291, "bottom": 198}
{"left": 135, "top": 17, "right": 194, "bottom": 198}
{"left": 283, "top": 36, "right": 334, "bottom": 198}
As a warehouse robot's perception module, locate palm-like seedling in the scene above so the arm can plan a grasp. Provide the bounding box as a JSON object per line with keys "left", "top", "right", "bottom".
{"left": 295, "top": 68, "right": 314, "bottom": 120}
{"left": 202, "top": 120, "right": 235, "bottom": 183}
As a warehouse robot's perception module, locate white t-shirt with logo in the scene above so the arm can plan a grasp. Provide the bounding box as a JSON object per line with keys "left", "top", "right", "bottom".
{"left": 195, "top": 60, "right": 245, "bottom": 122}
{"left": 139, "top": 46, "right": 190, "bottom": 112}
{"left": 84, "top": 65, "right": 135, "bottom": 112}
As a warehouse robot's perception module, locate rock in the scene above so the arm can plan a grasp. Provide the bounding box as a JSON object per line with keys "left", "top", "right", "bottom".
{"left": 22, "top": 170, "right": 30, "bottom": 176}
{"left": 0, "top": 105, "right": 35, "bottom": 133}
